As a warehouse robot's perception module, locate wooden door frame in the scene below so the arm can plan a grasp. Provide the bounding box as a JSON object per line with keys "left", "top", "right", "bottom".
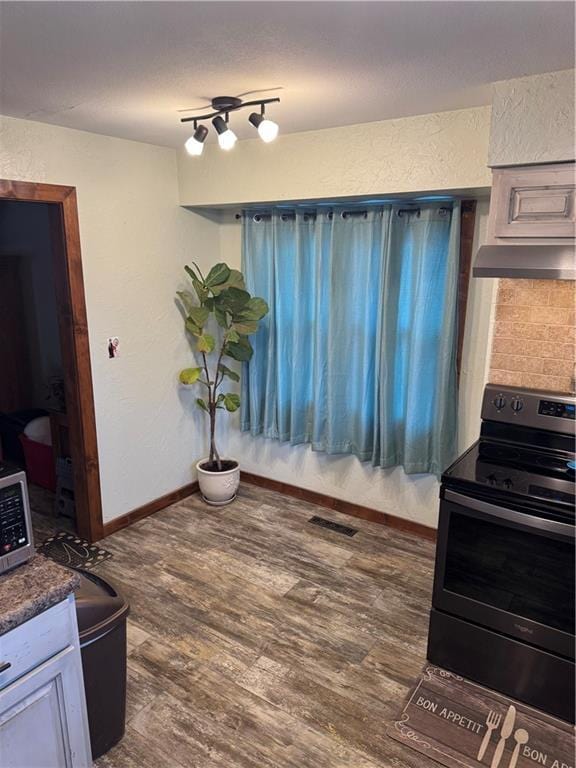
{"left": 0, "top": 179, "right": 104, "bottom": 541}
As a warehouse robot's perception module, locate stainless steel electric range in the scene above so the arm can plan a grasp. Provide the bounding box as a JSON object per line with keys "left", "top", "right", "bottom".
{"left": 427, "top": 384, "right": 575, "bottom": 723}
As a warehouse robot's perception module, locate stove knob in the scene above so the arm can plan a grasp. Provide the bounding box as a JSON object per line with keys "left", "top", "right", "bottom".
{"left": 511, "top": 398, "right": 524, "bottom": 413}
{"left": 503, "top": 478, "right": 513, "bottom": 489}
{"left": 493, "top": 395, "right": 506, "bottom": 410}
{"left": 486, "top": 473, "right": 498, "bottom": 485}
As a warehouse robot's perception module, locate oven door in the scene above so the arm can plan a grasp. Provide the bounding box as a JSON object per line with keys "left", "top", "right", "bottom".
{"left": 433, "top": 489, "right": 575, "bottom": 659}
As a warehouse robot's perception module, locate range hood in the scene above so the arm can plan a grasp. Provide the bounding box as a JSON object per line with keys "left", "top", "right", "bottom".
{"left": 473, "top": 244, "right": 576, "bottom": 280}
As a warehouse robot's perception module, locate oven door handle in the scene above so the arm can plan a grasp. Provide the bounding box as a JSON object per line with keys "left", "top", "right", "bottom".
{"left": 443, "top": 490, "right": 575, "bottom": 538}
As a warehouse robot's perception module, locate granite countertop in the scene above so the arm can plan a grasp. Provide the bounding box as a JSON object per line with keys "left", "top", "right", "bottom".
{"left": 0, "top": 555, "right": 80, "bottom": 635}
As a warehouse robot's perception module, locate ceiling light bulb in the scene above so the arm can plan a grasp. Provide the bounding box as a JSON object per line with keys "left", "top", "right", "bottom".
{"left": 185, "top": 124, "right": 208, "bottom": 156}
{"left": 258, "top": 119, "right": 279, "bottom": 143}
{"left": 248, "top": 112, "right": 279, "bottom": 143}
{"left": 218, "top": 129, "right": 237, "bottom": 151}
{"left": 212, "top": 115, "right": 237, "bottom": 151}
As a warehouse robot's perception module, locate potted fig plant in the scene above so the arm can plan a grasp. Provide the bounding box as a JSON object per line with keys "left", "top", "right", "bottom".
{"left": 177, "top": 262, "right": 268, "bottom": 505}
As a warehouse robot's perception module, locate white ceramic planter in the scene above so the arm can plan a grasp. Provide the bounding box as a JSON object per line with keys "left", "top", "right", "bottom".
{"left": 196, "top": 458, "right": 240, "bottom": 506}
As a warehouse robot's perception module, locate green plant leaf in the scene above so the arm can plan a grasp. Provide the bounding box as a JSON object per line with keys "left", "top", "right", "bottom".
{"left": 236, "top": 297, "right": 269, "bottom": 321}
{"left": 214, "top": 304, "right": 229, "bottom": 328}
{"left": 218, "top": 287, "right": 251, "bottom": 313}
{"left": 205, "top": 263, "right": 231, "bottom": 288}
{"left": 188, "top": 306, "right": 209, "bottom": 328}
{"left": 197, "top": 334, "right": 215, "bottom": 354}
{"left": 231, "top": 320, "right": 259, "bottom": 335}
{"left": 185, "top": 317, "right": 202, "bottom": 337}
{"left": 218, "top": 364, "right": 240, "bottom": 382}
{"left": 211, "top": 269, "right": 246, "bottom": 295}
{"left": 224, "top": 329, "right": 240, "bottom": 343}
{"left": 184, "top": 264, "right": 200, "bottom": 282}
{"left": 179, "top": 367, "right": 202, "bottom": 385}
{"left": 195, "top": 398, "right": 209, "bottom": 413}
{"left": 176, "top": 290, "right": 196, "bottom": 314}
{"left": 225, "top": 336, "right": 253, "bottom": 361}
{"left": 185, "top": 265, "right": 208, "bottom": 302}
{"left": 223, "top": 393, "right": 241, "bottom": 412}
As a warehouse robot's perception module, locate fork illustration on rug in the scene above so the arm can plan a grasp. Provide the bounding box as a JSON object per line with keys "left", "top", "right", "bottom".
{"left": 477, "top": 710, "right": 502, "bottom": 762}
{"left": 477, "top": 705, "right": 526, "bottom": 768}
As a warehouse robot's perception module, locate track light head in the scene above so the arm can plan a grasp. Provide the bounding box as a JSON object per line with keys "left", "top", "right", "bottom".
{"left": 185, "top": 124, "right": 209, "bottom": 156}
{"left": 212, "top": 115, "right": 237, "bottom": 151}
{"left": 248, "top": 111, "right": 279, "bottom": 143}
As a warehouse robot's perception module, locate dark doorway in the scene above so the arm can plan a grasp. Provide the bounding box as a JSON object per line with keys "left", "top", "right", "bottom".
{"left": 0, "top": 180, "right": 103, "bottom": 541}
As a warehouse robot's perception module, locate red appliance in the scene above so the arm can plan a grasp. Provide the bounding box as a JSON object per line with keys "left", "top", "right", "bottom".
{"left": 19, "top": 434, "right": 56, "bottom": 491}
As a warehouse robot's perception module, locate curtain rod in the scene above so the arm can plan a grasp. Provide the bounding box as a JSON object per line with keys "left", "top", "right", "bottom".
{"left": 235, "top": 205, "right": 452, "bottom": 222}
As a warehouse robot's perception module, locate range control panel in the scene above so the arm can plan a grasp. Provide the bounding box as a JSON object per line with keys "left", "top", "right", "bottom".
{"left": 482, "top": 384, "right": 576, "bottom": 436}
{"left": 538, "top": 400, "right": 576, "bottom": 420}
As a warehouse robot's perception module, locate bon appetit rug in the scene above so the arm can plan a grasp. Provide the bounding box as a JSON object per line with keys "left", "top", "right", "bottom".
{"left": 388, "top": 666, "right": 574, "bottom": 768}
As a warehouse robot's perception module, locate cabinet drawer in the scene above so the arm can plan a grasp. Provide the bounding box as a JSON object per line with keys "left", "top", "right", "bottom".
{"left": 0, "top": 598, "right": 76, "bottom": 690}
{"left": 492, "top": 164, "right": 575, "bottom": 239}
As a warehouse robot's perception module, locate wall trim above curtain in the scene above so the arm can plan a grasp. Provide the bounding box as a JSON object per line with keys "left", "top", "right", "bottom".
{"left": 240, "top": 200, "right": 476, "bottom": 477}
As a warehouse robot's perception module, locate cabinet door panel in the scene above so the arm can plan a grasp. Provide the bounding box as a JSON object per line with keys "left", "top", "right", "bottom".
{"left": 0, "top": 676, "right": 70, "bottom": 767}
{"left": 492, "top": 164, "right": 575, "bottom": 239}
{"left": 0, "top": 646, "right": 92, "bottom": 768}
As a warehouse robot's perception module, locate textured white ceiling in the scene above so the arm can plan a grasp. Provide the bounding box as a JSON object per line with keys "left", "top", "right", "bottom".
{"left": 0, "top": 1, "right": 574, "bottom": 148}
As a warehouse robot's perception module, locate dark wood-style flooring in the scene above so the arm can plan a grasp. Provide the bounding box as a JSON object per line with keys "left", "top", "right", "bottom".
{"left": 37, "top": 482, "right": 440, "bottom": 767}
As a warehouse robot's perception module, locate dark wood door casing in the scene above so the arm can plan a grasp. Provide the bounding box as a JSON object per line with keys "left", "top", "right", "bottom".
{"left": 0, "top": 180, "right": 103, "bottom": 541}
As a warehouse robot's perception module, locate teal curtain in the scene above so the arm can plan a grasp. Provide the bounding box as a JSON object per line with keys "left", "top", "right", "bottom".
{"left": 241, "top": 202, "right": 461, "bottom": 476}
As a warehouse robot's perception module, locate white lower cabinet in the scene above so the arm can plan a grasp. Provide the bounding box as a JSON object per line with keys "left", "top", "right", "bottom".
{"left": 0, "top": 596, "right": 92, "bottom": 768}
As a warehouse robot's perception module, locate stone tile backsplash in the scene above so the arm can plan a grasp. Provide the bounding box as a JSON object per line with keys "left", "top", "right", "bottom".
{"left": 489, "top": 279, "right": 575, "bottom": 393}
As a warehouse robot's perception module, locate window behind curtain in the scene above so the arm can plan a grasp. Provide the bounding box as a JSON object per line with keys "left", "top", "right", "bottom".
{"left": 241, "top": 203, "right": 461, "bottom": 476}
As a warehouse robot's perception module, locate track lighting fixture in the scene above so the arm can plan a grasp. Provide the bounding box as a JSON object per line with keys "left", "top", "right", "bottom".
{"left": 212, "top": 115, "right": 237, "bottom": 151}
{"left": 184, "top": 123, "right": 208, "bottom": 156}
{"left": 180, "top": 95, "right": 280, "bottom": 156}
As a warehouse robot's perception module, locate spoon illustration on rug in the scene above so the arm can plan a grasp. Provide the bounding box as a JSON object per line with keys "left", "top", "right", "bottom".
{"left": 507, "top": 728, "right": 529, "bottom": 768}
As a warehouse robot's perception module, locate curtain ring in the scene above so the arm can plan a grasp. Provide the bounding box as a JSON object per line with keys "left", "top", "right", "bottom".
{"left": 341, "top": 211, "right": 348, "bottom": 220}
{"left": 281, "top": 214, "right": 289, "bottom": 222}
{"left": 328, "top": 212, "right": 333, "bottom": 220}
{"left": 253, "top": 214, "right": 262, "bottom": 223}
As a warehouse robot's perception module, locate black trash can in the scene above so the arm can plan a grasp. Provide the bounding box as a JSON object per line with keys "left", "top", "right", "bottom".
{"left": 74, "top": 571, "right": 130, "bottom": 760}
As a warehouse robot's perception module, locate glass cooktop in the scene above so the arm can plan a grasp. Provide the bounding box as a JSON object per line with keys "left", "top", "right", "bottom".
{"left": 443, "top": 439, "right": 575, "bottom": 521}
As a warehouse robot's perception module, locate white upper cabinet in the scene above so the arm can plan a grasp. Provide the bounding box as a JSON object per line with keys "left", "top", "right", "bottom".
{"left": 487, "top": 163, "right": 575, "bottom": 244}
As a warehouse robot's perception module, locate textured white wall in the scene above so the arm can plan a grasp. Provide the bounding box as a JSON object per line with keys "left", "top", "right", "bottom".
{"left": 0, "top": 115, "right": 219, "bottom": 523}
{"left": 178, "top": 106, "right": 492, "bottom": 206}
{"left": 489, "top": 69, "right": 575, "bottom": 167}
{"left": 213, "top": 201, "right": 494, "bottom": 529}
